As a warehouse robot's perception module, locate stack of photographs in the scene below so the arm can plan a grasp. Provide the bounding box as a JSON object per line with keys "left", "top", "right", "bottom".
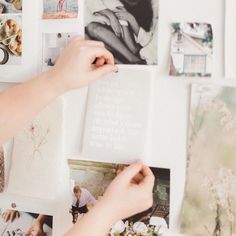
{"left": 0, "top": 0, "right": 22, "bottom": 65}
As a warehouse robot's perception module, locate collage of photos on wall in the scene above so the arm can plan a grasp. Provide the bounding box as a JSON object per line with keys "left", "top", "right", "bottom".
{"left": 68, "top": 160, "right": 170, "bottom": 236}
{"left": 0, "top": 208, "right": 53, "bottom": 236}
{"left": 0, "top": 0, "right": 22, "bottom": 65}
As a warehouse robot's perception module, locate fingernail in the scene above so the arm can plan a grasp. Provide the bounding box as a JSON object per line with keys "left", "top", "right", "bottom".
{"left": 114, "top": 66, "right": 119, "bottom": 73}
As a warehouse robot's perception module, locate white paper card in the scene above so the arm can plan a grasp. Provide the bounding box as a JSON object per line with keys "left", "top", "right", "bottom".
{"left": 82, "top": 70, "right": 151, "bottom": 162}
{"left": 7, "top": 99, "right": 64, "bottom": 200}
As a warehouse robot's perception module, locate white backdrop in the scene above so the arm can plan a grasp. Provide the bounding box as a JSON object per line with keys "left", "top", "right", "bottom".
{"left": 0, "top": 0, "right": 226, "bottom": 235}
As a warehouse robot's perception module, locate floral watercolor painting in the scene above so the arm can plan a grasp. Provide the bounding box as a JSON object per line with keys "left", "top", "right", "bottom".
{"left": 181, "top": 84, "right": 236, "bottom": 236}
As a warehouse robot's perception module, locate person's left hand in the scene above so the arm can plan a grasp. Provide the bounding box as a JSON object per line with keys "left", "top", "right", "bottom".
{"left": 25, "top": 219, "right": 44, "bottom": 236}
{"left": 115, "top": 7, "right": 135, "bottom": 23}
{"left": 1, "top": 210, "right": 20, "bottom": 223}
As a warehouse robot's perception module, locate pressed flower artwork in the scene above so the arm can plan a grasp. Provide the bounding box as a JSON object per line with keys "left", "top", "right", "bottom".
{"left": 181, "top": 84, "right": 236, "bottom": 236}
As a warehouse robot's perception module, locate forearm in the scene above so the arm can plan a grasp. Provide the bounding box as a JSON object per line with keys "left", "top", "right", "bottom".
{"left": 0, "top": 71, "right": 63, "bottom": 144}
{"left": 65, "top": 200, "right": 117, "bottom": 236}
{"left": 128, "top": 16, "right": 140, "bottom": 36}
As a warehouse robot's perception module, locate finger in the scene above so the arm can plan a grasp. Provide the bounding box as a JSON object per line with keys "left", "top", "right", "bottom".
{"left": 10, "top": 212, "right": 15, "bottom": 222}
{"left": 84, "top": 40, "right": 105, "bottom": 48}
{"left": 90, "top": 64, "right": 118, "bottom": 81}
{"left": 2, "top": 213, "right": 6, "bottom": 221}
{"left": 117, "top": 161, "right": 144, "bottom": 183}
{"left": 25, "top": 228, "right": 32, "bottom": 235}
{"left": 88, "top": 47, "right": 115, "bottom": 65}
{"left": 132, "top": 172, "right": 144, "bottom": 184}
{"left": 71, "top": 36, "right": 84, "bottom": 43}
{"left": 6, "top": 213, "right": 10, "bottom": 222}
{"left": 16, "top": 211, "right": 20, "bottom": 218}
{"left": 139, "top": 165, "right": 155, "bottom": 188}
{"left": 95, "top": 57, "right": 106, "bottom": 67}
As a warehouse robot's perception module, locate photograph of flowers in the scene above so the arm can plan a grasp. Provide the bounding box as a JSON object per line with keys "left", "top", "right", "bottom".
{"left": 68, "top": 159, "right": 170, "bottom": 236}
{"left": 169, "top": 23, "right": 213, "bottom": 77}
{"left": 43, "top": 0, "right": 79, "bottom": 19}
{"left": 0, "top": 208, "right": 53, "bottom": 236}
{"left": 85, "top": 0, "right": 159, "bottom": 65}
{"left": 181, "top": 84, "right": 236, "bottom": 235}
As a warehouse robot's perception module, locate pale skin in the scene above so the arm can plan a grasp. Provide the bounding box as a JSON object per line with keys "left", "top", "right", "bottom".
{"left": 0, "top": 38, "right": 155, "bottom": 236}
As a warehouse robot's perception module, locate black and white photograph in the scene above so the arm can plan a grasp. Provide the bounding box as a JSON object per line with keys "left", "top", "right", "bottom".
{"left": 0, "top": 0, "right": 22, "bottom": 14}
{"left": 68, "top": 159, "right": 170, "bottom": 236}
{"left": 0, "top": 208, "right": 53, "bottom": 236}
{"left": 85, "top": 0, "right": 159, "bottom": 65}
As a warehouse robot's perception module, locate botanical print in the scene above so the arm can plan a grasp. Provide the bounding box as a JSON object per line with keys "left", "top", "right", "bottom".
{"left": 0, "top": 15, "right": 22, "bottom": 65}
{"left": 0, "top": 146, "right": 4, "bottom": 193}
{"left": 68, "top": 159, "right": 170, "bottom": 236}
{"left": 181, "top": 84, "right": 236, "bottom": 236}
{"left": 7, "top": 100, "right": 63, "bottom": 200}
{"left": 85, "top": 0, "right": 159, "bottom": 65}
{"left": 0, "top": 209, "right": 53, "bottom": 236}
{"left": 43, "top": 0, "right": 78, "bottom": 19}
{"left": 170, "top": 23, "right": 213, "bottom": 77}
{"left": 26, "top": 121, "right": 50, "bottom": 164}
{"left": 0, "top": 0, "right": 22, "bottom": 14}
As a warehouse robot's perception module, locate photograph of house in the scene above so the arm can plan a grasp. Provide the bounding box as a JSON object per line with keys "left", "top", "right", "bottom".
{"left": 169, "top": 23, "right": 213, "bottom": 77}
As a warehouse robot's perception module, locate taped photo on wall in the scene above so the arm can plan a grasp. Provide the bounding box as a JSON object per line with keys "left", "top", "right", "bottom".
{"left": 0, "top": 0, "right": 22, "bottom": 14}
{"left": 0, "top": 15, "right": 22, "bottom": 65}
{"left": 43, "top": 0, "right": 79, "bottom": 19}
{"left": 68, "top": 159, "right": 170, "bottom": 236}
{"left": 85, "top": 0, "right": 159, "bottom": 65}
{"left": 169, "top": 23, "right": 213, "bottom": 77}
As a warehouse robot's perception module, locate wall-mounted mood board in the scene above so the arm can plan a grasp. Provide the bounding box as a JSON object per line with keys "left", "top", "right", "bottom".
{"left": 1, "top": 0, "right": 236, "bottom": 236}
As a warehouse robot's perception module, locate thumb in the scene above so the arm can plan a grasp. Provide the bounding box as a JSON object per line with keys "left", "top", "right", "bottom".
{"left": 25, "top": 227, "right": 32, "bottom": 236}
{"left": 91, "top": 64, "right": 118, "bottom": 81}
{"left": 118, "top": 161, "right": 144, "bottom": 183}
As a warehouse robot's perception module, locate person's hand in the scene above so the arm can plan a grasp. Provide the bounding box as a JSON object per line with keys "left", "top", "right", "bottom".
{"left": 46, "top": 38, "right": 118, "bottom": 94}
{"left": 25, "top": 219, "right": 44, "bottom": 236}
{"left": 97, "top": 9, "right": 123, "bottom": 38}
{"left": 101, "top": 161, "right": 155, "bottom": 221}
{"left": 115, "top": 7, "right": 134, "bottom": 24}
{"left": 1, "top": 210, "right": 20, "bottom": 223}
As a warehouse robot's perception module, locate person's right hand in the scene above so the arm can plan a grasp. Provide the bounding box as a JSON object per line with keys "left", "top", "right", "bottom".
{"left": 101, "top": 161, "right": 155, "bottom": 221}
{"left": 1, "top": 210, "right": 20, "bottom": 223}
{"left": 46, "top": 38, "right": 118, "bottom": 94}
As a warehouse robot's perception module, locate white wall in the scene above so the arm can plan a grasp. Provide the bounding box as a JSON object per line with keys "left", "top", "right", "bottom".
{"left": 0, "top": 0, "right": 226, "bottom": 235}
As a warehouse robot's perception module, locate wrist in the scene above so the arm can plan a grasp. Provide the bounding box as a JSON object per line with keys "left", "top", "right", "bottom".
{"left": 94, "top": 199, "right": 120, "bottom": 225}
{"left": 39, "top": 69, "right": 67, "bottom": 97}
